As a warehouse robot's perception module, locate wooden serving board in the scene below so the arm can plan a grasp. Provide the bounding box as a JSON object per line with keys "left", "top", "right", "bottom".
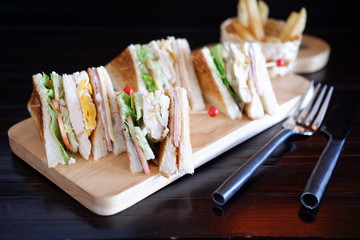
{"left": 8, "top": 74, "right": 309, "bottom": 216}
{"left": 294, "top": 34, "right": 331, "bottom": 74}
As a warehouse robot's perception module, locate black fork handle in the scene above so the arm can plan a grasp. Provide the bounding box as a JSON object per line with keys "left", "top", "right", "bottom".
{"left": 212, "top": 128, "right": 295, "bottom": 206}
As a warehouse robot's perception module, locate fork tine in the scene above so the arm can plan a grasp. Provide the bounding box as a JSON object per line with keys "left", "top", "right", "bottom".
{"left": 291, "top": 80, "right": 314, "bottom": 118}
{"left": 296, "top": 82, "right": 322, "bottom": 124}
{"left": 310, "top": 85, "right": 334, "bottom": 130}
{"left": 304, "top": 84, "right": 328, "bottom": 126}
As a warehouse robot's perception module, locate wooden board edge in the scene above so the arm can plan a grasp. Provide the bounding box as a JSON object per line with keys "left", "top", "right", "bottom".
{"left": 8, "top": 121, "right": 103, "bottom": 214}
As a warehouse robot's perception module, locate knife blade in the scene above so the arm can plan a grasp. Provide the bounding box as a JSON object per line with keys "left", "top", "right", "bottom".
{"left": 301, "top": 95, "right": 360, "bottom": 209}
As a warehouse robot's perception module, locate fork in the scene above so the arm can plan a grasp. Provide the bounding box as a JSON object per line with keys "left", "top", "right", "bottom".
{"left": 212, "top": 81, "right": 334, "bottom": 206}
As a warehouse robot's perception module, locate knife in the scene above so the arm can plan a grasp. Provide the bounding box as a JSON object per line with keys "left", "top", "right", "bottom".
{"left": 301, "top": 95, "right": 360, "bottom": 209}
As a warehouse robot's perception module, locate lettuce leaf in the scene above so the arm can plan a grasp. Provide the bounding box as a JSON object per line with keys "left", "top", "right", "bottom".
{"left": 118, "top": 91, "right": 155, "bottom": 160}
{"left": 134, "top": 126, "right": 155, "bottom": 160}
{"left": 51, "top": 72, "right": 61, "bottom": 101}
{"left": 48, "top": 103, "right": 72, "bottom": 162}
{"left": 210, "top": 45, "right": 244, "bottom": 111}
{"left": 42, "top": 73, "right": 55, "bottom": 99}
{"left": 118, "top": 91, "right": 136, "bottom": 120}
{"left": 133, "top": 92, "right": 143, "bottom": 121}
{"left": 42, "top": 73, "right": 71, "bottom": 163}
{"left": 134, "top": 44, "right": 157, "bottom": 92}
{"left": 60, "top": 105, "right": 78, "bottom": 153}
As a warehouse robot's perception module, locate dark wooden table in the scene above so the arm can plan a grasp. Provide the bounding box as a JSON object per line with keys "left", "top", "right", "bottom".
{"left": 1, "top": 1, "right": 359, "bottom": 239}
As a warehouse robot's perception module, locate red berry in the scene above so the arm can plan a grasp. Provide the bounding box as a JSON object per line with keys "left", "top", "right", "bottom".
{"left": 123, "top": 86, "right": 134, "bottom": 95}
{"left": 208, "top": 106, "right": 219, "bottom": 117}
{"left": 276, "top": 59, "right": 285, "bottom": 67}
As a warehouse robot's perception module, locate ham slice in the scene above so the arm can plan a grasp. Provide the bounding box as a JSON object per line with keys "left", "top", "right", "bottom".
{"left": 127, "top": 116, "right": 150, "bottom": 175}
{"left": 171, "top": 89, "right": 180, "bottom": 148}
{"left": 91, "top": 67, "right": 113, "bottom": 151}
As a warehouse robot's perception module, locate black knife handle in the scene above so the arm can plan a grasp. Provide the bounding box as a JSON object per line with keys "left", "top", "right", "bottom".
{"left": 301, "top": 137, "right": 345, "bottom": 209}
{"left": 212, "top": 128, "right": 295, "bottom": 206}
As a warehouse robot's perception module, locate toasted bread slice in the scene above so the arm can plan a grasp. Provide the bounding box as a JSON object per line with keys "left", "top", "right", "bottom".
{"left": 250, "top": 43, "right": 279, "bottom": 115}
{"left": 28, "top": 73, "right": 69, "bottom": 167}
{"left": 158, "top": 87, "right": 193, "bottom": 177}
{"left": 172, "top": 38, "right": 205, "bottom": 111}
{"left": 175, "top": 88, "right": 193, "bottom": 175}
{"left": 107, "top": 38, "right": 205, "bottom": 111}
{"left": 193, "top": 48, "right": 242, "bottom": 120}
{"left": 106, "top": 45, "right": 145, "bottom": 92}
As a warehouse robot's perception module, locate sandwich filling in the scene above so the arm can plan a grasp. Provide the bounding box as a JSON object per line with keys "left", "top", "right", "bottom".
{"left": 225, "top": 42, "right": 253, "bottom": 104}
{"left": 208, "top": 44, "right": 245, "bottom": 111}
{"left": 133, "top": 44, "right": 158, "bottom": 92}
{"left": 132, "top": 37, "right": 194, "bottom": 100}
{"left": 90, "top": 67, "right": 115, "bottom": 151}
{"left": 118, "top": 89, "right": 170, "bottom": 173}
{"left": 42, "top": 72, "right": 77, "bottom": 163}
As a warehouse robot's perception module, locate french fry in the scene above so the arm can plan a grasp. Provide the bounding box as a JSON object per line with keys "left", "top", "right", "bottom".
{"left": 231, "top": 21, "right": 257, "bottom": 41}
{"left": 264, "top": 36, "right": 281, "bottom": 43}
{"left": 244, "top": 0, "right": 265, "bottom": 40}
{"left": 258, "top": 0, "right": 269, "bottom": 26}
{"left": 280, "top": 8, "right": 307, "bottom": 41}
{"left": 235, "top": 1, "right": 306, "bottom": 43}
{"left": 291, "top": 7, "right": 307, "bottom": 39}
{"left": 279, "top": 11, "right": 300, "bottom": 41}
{"left": 237, "top": 0, "right": 248, "bottom": 27}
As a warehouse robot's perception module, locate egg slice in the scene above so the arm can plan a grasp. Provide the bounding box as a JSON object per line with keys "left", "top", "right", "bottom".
{"left": 76, "top": 72, "right": 96, "bottom": 136}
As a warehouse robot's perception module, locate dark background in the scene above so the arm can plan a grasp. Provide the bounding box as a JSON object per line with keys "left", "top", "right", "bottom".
{"left": 1, "top": 0, "right": 358, "bottom": 75}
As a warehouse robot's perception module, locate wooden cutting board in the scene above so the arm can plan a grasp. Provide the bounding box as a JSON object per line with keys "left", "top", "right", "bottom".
{"left": 8, "top": 73, "right": 309, "bottom": 216}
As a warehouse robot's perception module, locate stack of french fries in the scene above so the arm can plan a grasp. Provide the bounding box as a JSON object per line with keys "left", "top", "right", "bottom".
{"left": 229, "top": 0, "right": 307, "bottom": 42}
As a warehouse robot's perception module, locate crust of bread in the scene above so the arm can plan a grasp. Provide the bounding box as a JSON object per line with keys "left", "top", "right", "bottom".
{"left": 251, "top": 44, "right": 279, "bottom": 115}
{"left": 105, "top": 46, "right": 144, "bottom": 92}
{"left": 27, "top": 78, "right": 44, "bottom": 143}
{"left": 28, "top": 73, "right": 64, "bottom": 167}
{"left": 158, "top": 87, "right": 193, "bottom": 178}
{"left": 158, "top": 89, "right": 178, "bottom": 178}
{"left": 158, "top": 135, "right": 178, "bottom": 178}
{"left": 175, "top": 88, "right": 193, "bottom": 175}
{"left": 192, "top": 48, "right": 242, "bottom": 120}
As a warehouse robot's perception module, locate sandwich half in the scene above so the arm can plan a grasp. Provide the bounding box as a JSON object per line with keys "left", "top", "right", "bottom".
{"left": 117, "top": 87, "right": 193, "bottom": 177}
{"left": 28, "top": 67, "right": 126, "bottom": 167}
{"left": 158, "top": 87, "right": 193, "bottom": 176}
{"left": 87, "top": 66, "right": 126, "bottom": 160}
{"left": 28, "top": 72, "right": 89, "bottom": 167}
{"left": 192, "top": 41, "right": 279, "bottom": 120}
{"left": 106, "top": 36, "right": 205, "bottom": 111}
